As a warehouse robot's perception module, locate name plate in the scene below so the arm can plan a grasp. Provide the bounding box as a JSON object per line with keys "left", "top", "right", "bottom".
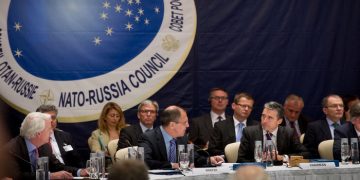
{"left": 299, "top": 162, "right": 336, "bottom": 169}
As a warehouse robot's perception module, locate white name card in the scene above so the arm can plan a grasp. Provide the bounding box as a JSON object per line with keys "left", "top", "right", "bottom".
{"left": 299, "top": 162, "right": 336, "bottom": 169}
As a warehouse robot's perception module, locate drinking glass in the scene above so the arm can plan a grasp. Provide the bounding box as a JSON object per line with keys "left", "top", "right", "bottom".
{"left": 351, "top": 138, "right": 359, "bottom": 164}
{"left": 85, "top": 160, "right": 91, "bottom": 174}
{"left": 89, "top": 157, "right": 99, "bottom": 179}
{"left": 137, "top": 147, "right": 144, "bottom": 161}
{"left": 263, "top": 140, "right": 274, "bottom": 167}
{"left": 36, "top": 157, "right": 49, "bottom": 180}
{"left": 254, "top": 141, "right": 262, "bottom": 163}
{"left": 341, "top": 138, "right": 350, "bottom": 164}
{"left": 179, "top": 152, "right": 189, "bottom": 171}
{"left": 187, "top": 144, "right": 195, "bottom": 169}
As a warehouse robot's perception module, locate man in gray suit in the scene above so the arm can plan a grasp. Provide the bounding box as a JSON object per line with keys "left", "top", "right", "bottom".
{"left": 237, "top": 101, "right": 309, "bottom": 163}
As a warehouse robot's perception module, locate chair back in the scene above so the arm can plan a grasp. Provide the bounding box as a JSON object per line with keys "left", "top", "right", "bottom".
{"left": 224, "top": 142, "right": 240, "bottom": 163}
{"left": 318, "top": 140, "right": 334, "bottom": 160}
{"left": 115, "top": 147, "right": 139, "bottom": 161}
{"left": 300, "top": 133, "right": 305, "bottom": 144}
{"left": 107, "top": 139, "right": 119, "bottom": 162}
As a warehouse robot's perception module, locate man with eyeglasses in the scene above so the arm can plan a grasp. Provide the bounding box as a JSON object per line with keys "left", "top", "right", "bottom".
{"left": 189, "top": 87, "right": 230, "bottom": 149}
{"left": 303, "top": 94, "right": 346, "bottom": 159}
{"left": 280, "top": 94, "right": 312, "bottom": 138}
{"left": 208, "top": 92, "right": 258, "bottom": 156}
{"left": 36, "top": 104, "right": 85, "bottom": 169}
{"left": 117, "top": 99, "right": 159, "bottom": 150}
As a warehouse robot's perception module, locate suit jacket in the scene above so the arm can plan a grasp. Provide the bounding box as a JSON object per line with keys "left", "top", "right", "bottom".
{"left": 280, "top": 114, "right": 311, "bottom": 134}
{"left": 138, "top": 127, "right": 208, "bottom": 170}
{"left": 117, "top": 123, "right": 143, "bottom": 150}
{"left": 188, "top": 113, "right": 231, "bottom": 148}
{"left": 208, "top": 117, "right": 259, "bottom": 156}
{"left": 333, "top": 122, "right": 357, "bottom": 161}
{"left": 237, "top": 125, "right": 309, "bottom": 162}
{"left": 88, "top": 129, "right": 111, "bottom": 153}
{"left": 2, "top": 136, "right": 78, "bottom": 179}
{"left": 303, "top": 119, "right": 346, "bottom": 159}
{"left": 53, "top": 129, "right": 84, "bottom": 168}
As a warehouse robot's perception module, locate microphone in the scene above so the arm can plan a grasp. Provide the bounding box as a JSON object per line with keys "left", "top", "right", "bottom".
{"left": 265, "top": 131, "right": 282, "bottom": 166}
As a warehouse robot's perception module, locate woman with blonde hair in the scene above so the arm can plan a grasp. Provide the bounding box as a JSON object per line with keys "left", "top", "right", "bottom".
{"left": 88, "top": 102, "right": 127, "bottom": 155}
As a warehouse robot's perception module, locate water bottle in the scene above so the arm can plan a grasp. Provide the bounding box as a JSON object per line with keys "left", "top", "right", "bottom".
{"left": 351, "top": 138, "right": 359, "bottom": 164}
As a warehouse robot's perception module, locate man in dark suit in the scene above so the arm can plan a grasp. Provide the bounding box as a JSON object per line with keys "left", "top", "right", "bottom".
{"left": 333, "top": 102, "right": 360, "bottom": 161}
{"left": 189, "top": 87, "right": 230, "bottom": 149}
{"left": 117, "top": 99, "right": 158, "bottom": 150}
{"left": 36, "top": 104, "right": 84, "bottom": 168}
{"left": 237, "top": 101, "right": 309, "bottom": 163}
{"left": 2, "top": 112, "right": 76, "bottom": 179}
{"left": 208, "top": 92, "right": 258, "bottom": 156}
{"left": 304, "top": 94, "right": 345, "bottom": 159}
{"left": 280, "top": 94, "right": 312, "bottom": 137}
{"left": 139, "top": 106, "right": 224, "bottom": 169}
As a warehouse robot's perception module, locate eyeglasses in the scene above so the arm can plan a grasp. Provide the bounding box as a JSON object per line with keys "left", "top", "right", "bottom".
{"left": 140, "top": 110, "right": 156, "bottom": 114}
{"left": 210, "top": 96, "right": 228, "bottom": 101}
{"left": 50, "top": 115, "right": 57, "bottom": 120}
{"left": 235, "top": 103, "right": 253, "bottom": 109}
{"left": 326, "top": 104, "right": 344, "bottom": 109}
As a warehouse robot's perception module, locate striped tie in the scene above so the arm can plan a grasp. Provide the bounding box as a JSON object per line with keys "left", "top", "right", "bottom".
{"left": 169, "top": 139, "right": 176, "bottom": 163}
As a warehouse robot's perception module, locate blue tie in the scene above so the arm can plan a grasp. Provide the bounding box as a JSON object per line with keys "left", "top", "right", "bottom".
{"left": 236, "top": 123, "right": 244, "bottom": 142}
{"left": 30, "top": 148, "right": 38, "bottom": 172}
{"left": 169, "top": 139, "right": 177, "bottom": 163}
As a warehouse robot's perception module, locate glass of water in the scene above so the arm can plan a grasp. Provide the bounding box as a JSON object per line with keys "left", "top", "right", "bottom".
{"left": 179, "top": 152, "right": 189, "bottom": 171}
{"left": 254, "top": 141, "right": 263, "bottom": 163}
{"left": 341, "top": 138, "right": 350, "bottom": 164}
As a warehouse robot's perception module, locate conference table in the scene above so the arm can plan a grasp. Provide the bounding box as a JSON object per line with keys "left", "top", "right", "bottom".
{"left": 149, "top": 163, "right": 360, "bottom": 180}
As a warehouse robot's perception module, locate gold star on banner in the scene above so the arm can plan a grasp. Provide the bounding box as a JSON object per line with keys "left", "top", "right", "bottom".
{"left": 115, "top": 4, "right": 122, "bottom": 13}
{"left": 14, "top": 48, "right": 23, "bottom": 57}
{"left": 14, "top": 22, "right": 22, "bottom": 31}
{"left": 125, "top": 22, "right": 133, "bottom": 31}
{"left": 103, "top": 1, "right": 111, "bottom": 9}
{"left": 93, "top": 37, "right": 102, "bottom": 45}
{"left": 125, "top": 9, "right": 133, "bottom": 17}
{"left": 154, "top": 7, "right": 160, "bottom": 14}
{"left": 105, "top": 27, "right": 113, "bottom": 36}
{"left": 100, "top": 12, "right": 109, "bottom": 20}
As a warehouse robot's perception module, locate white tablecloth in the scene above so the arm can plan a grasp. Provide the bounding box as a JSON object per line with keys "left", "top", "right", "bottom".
{"left": 149, "top": 163, "right": 360, "bottom": 180}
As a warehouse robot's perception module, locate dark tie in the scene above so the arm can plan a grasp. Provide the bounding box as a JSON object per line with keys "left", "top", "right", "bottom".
{"left": 290, "top": 122, "right": 299, "bottom": 137}
{"left": 266, "top": 133, "right": 273, "bottom": 140}
{"left": 169, "top": 139, "right": 176, "bottom": 163}
{"left": 145, "top": 129, "right": 150, "bottom": 132}
{"left": 332, "top": 123, "right": 339, "bottom": 128}
{"left": 217, "top": 116, "right": 223, "bottom": 122}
